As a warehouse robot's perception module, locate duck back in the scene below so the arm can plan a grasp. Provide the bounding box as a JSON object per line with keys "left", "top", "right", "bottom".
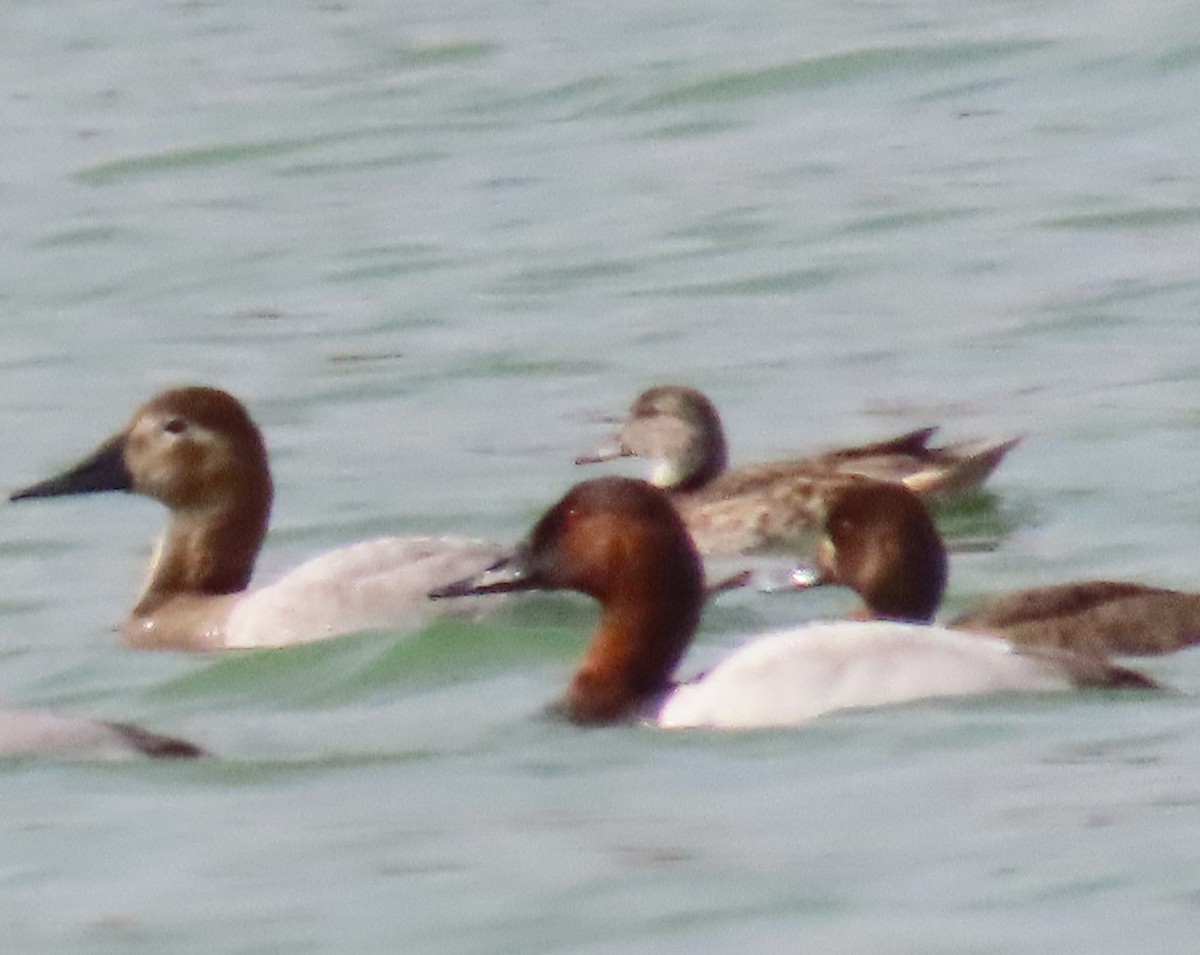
{"left": 225, "top": 536, "right": 512, "bottom": 648}
{"left": 951, "top": 581, "right": 1200, "bottom": 657}
{"left": 657, "top": 622, "right": 1075, "bottom": 729}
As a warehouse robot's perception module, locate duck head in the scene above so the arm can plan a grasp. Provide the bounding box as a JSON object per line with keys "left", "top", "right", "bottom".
{"left": 576, "top": 386, "right": 728, "bottom": 492}
{"left": 11, "top": 387, "right": 273, "bottom": 599}
{"left": 434, "top": 476, "right": 706, "bottom": 723}
{"left": 11, "top": 387, "right": 271, "bottom": 513}
{"left": 800, "top": 479, "right": 947, "bottom": 623}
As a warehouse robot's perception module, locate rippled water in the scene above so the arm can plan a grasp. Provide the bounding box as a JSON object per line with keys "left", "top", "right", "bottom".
{"left": 4, "top": 0, "right": 1200, "bottom": 951}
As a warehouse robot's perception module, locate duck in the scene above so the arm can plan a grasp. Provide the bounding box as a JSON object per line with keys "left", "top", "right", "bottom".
{"left": 790, "top": 477, "right": 1200, "bottom": 658}
{"left": 575, "top": 385, "right": 1022, "bottom": 556}
{"left": 430, "top": 476, "right": 1154, "bottom": 729}
{"left": 952, "top": 585, "right": 1200, "bottom": 657}
{"left": 0, "top": 706, "right": 203, "bottom": 759}
{"left": 10, "top": 387, "right": 510, "bottom": 651}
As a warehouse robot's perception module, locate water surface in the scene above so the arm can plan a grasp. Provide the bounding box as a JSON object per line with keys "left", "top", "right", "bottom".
{"left": 4, "top": 0, "right": 1200, "bottom": 951}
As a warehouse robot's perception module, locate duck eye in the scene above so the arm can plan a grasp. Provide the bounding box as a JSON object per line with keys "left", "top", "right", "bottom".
{"left": 163, "top": 417, "right": 188, "bottom": 435}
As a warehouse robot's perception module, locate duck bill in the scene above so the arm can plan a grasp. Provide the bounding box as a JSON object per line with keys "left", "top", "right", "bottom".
{"left": 785, "top": 535, "right": 839, "bottom": 591}
{"left": 573, "top": 438, "right": 630, "bottom": 467}
{"left": 787, "top": 564, "right": 829, "bottom": 591}
{"left": 429, "top": 550, "right": 540, "bottom": 599}
{"left": 721, "top": 562, "right": 831, "bottom": 594}
{"left": 10, "top": 435, "right": 132, "bottom": 501}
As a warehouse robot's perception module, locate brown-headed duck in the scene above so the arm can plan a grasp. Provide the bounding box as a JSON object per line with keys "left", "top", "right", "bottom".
{"left": 10, "top": 387, "right": 509, "bottom": 651}
{"left": 794, "top": 478, "right": 1200, "bottom": 658}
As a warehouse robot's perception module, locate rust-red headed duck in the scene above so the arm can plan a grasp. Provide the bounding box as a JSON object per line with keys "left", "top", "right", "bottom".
{"left": 433, "top": 476, "right": 1153, "bottom": 729}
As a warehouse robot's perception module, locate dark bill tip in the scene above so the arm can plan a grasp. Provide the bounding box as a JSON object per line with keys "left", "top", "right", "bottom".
{"left": 10, "top": 437, "right": 132, "bottom": 502}
{"left": 706, "top": 569, "right": 754, "bottom": 597}
{"left": 106, "top": 722, "right": 207, "bottom": 759}
{"left": 429, "top": 553, "right": 536, "bottom": 600}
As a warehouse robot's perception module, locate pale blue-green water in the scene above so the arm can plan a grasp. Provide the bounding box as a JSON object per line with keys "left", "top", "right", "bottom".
{"left": 4, "top": 0, "right": 1200, "bottom": 950}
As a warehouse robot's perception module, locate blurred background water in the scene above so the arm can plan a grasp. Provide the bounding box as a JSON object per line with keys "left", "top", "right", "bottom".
{"left": 3, "top": 0, "right": 1200, "bottom": 951}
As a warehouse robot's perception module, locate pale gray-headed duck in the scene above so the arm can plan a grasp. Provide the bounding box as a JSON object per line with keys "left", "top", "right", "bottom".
{"left": 575, "top": 385, "right": 1021, "bottom": 556}
{"left": 11, "top": 387, "right": 509, "bottom": 651}
{"left": 432, "top": 476, "right": 1153, "bottom": 729}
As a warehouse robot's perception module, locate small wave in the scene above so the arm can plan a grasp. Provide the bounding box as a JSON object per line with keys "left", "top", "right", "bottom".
{"left": 626, "top": 39, "right": 1050, "bottom": 113}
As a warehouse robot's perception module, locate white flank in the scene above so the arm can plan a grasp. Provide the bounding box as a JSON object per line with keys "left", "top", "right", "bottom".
{"left": 224, "top": 536, "right": 511, "bottom": 648}
{"left": 657, "top": 622, "right": 1068, "bottom": 729}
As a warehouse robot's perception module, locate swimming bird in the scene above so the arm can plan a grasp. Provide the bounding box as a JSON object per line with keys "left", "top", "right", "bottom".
{"left": 0, "top": 707, "right": 203, "bottom": 759}
{"left": 575, "top": 385, "right": 1021, "bottom": 556}
{"left": 10, "top": 387, "right": 509, "bottom": 651}
{"left": 792, "top": 477, "right": 1200, "bottom": 658}
{"left": 431, "top": 476, "right": 1153, "bottom": 729}
{"left": 952, "top": 584, "right": 1200, "bottom": 657}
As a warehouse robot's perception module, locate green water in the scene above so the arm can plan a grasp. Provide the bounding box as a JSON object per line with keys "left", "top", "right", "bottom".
{"left": 4, "top": 0, "right": 1200, "bottom": 950}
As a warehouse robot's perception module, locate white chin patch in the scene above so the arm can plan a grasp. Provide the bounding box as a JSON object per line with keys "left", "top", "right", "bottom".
{"left": 650, "top": 460, "right": 682, "bottom": 488}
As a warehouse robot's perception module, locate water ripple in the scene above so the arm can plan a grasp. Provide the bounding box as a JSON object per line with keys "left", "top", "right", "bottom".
{"left": 647, "top": 266, "right": 842, "bottom": 296}
{"left": 1043, "top": 206, "right": 1200, "bottom": 229}
{"left": 627, "top": 39, "right": 1052, "bottom": 112}
{"left": 73, "top": 133, "right": 350, "bottom": 185}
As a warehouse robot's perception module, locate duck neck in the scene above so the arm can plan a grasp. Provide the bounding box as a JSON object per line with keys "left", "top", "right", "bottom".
{"left": 565, "top": 571, "right": 703, "bottom": 725}
{"left": 132, "top": 496, "right": 270, "bottom": 615}
{"left": 667, "top": 457, "right": 724, "bottom": 494}
{"left": 667, "top": 434, "right": 728, "bottom": 493}
{"left": 864, "top": 601, "right": 936, "bottom": 624}
{"left": 860, "top": 552, "right": 944, "bottom": 624}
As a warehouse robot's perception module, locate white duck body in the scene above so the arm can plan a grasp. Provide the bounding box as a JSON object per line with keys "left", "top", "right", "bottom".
{"left": 658, "top": 621, "right": 1075, "bottom": 729}
{"left": 433, "top": 477, "right": 1156, "bottom": 728}
{"left": 223, "top": 536, "right": 509, "bottom": 648}
{"left": 11, "top": 386, "right": 511, "bottom": 651}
